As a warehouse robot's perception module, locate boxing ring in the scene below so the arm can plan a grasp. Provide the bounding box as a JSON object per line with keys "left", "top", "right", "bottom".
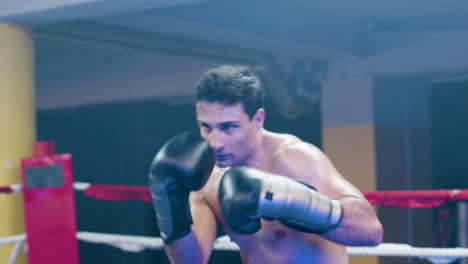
{"left": 1, "top": 143, "right": 468, "bottom": 264}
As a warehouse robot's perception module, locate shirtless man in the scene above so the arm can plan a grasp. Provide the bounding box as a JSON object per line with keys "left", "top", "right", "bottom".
{"left": 149, "top": 65, "right": 383, "bottom": 264}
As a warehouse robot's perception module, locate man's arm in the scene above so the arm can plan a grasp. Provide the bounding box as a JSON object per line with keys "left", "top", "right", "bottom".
{"left": 164, "top": 191, "right": 217, "bottom": 264}
{"left": 148, "top": 132, "right": 217, "bottom": 263}
{"left": 322, "top": 195, "right": 382, "bottom": 246}
{"left": 272, "top": 143, "right": 383, "bottom": 246}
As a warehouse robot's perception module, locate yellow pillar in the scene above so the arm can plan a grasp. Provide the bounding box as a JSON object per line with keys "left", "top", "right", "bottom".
{"left": 321, "top": 76, "right": 378, "bottom": 264}
{"left": 0, "top": 22, "right": 35, "bottom": 264}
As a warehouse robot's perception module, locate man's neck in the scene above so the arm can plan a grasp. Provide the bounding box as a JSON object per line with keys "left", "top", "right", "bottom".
{"left": 246, "top": 129, "right": 266, "bottom": 169}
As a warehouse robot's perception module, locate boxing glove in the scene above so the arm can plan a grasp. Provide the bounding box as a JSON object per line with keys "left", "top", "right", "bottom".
{"left": 219, "top": 167, "right": 343, "bottom": 234}
{"left": 149, "top": 132, "right": 215, "bottom": 243}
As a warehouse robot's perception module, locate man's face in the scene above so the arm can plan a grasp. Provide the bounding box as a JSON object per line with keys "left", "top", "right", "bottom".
{"left": 196, "top": 101, "right": 261, "bottom": 167}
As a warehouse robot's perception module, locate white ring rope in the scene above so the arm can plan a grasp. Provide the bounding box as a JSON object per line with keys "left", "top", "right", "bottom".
{"left": 1, "top": 233, "right": 467, "bottom": 264}
{"left": 77, "top": 232, "right": 163, "bottom": 252}
{"left": 347, "top": 244, "right": 468, "bottom": 264}
{"left": 0, "top": 182, "right": 90, "bottom": 193}
{"left": 0, "top": 234, "right": 25, "bottom": 248}
{"left": 0, "top": 234, "right": 26, "bottom": 264}
{"left": 7, "top": 240, "right": 24, "bottom": 264}
{"left": 73, "top": 182, "right": 91, "bottom": 191}
{"left": 9, "top": 184, "right": 22, "bottom": 193}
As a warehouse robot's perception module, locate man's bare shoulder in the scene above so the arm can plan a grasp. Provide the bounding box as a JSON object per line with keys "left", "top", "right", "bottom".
{"left": 264, "top": 132, "right": 334, "bottom": 187}
{"left": 266, "top": 132, "right": 364, "bottom": 199}
{"left": 268, "top": 132, "right": 324, "bottom": 166}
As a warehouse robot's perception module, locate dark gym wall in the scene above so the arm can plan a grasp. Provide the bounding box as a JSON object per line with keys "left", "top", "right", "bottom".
{"left": 431, "top": 80, "right": 468, "bottom": 252}
{"left": 373, "top": 75, "right": 468, "bottom": 263}
{"left": 36, "top": 95, "right": 321, "bottom": 264}
{"left": 431, "top": 80, "right": 468, "bottom": 190}
{"left": 373, "top": 75, "right": 434, "bottom": 264}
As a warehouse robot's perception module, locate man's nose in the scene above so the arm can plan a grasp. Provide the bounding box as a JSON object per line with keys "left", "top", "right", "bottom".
{"left": 207, "top": 130, "right": 225, "bottom": 151}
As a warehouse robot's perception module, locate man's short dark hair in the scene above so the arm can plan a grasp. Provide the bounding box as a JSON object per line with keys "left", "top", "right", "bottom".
{"left": 194, "top": 65, "right": 264, "bottom": 120}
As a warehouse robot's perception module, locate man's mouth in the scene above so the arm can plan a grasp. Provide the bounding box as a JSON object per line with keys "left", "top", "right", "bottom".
{"left": 216, "top": 154, "right": 231, "bottom": 161}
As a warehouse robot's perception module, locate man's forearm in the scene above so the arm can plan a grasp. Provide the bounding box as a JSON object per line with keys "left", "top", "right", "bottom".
{"left": 164, "top": 230, "right": 206, "bottom": 264}
{"left": 322, "top": 197, "right": 383, "bottom": 246}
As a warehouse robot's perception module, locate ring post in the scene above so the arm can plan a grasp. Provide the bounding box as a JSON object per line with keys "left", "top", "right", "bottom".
{"left": 21, "top": 141, "right": 80, "bottom": 264}
{"left": 459, "top": 200, "right": 467, "bottom": 264}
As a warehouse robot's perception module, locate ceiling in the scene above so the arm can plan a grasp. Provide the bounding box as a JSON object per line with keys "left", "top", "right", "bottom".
{"left": 4, "top": 0, "right": 468, "bottom": 60}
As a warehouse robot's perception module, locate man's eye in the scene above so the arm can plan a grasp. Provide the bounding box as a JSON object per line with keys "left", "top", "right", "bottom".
{"left": 221, "top": 124, "right": 237, "bottom": 131}
{"left": 199, "top": 124, "right": 210, "bottom": 130}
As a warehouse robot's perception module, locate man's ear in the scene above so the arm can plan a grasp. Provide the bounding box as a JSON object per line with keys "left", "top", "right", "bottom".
{"left": 253, "top": 108, "right": 265, "bottom": 129}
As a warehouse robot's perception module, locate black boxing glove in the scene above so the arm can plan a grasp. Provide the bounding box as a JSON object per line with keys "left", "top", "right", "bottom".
{"left": 219, "top": 167, "right": 343, "bottom": 235}
{"left": 149, "top": 132, "right": 215, "bottom": 243}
